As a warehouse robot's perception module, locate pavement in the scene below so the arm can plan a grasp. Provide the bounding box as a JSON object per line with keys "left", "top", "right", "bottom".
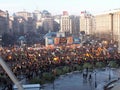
{"left": 105, "top": 69, "right": 120, "bottom": 90}
{"left": 111, "top": 83, "right": 120, "bottom": 90}
{"left": 0, "top": 68, "right": 119, "bottom": 90}
{"left": 41, "top": 68, "right": 119, "bottom": 90}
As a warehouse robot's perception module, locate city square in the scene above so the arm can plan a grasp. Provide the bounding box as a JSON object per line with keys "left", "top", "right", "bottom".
{"left": 0, "top": 0, "right": 120, "bottom": 90}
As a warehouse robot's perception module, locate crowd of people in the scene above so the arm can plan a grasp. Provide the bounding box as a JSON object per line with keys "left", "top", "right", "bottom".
{"left": 0, "top": 38, "right": 120, "bottom": 87}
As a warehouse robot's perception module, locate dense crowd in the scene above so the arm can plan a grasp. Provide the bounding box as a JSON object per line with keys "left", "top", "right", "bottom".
{"left": 0, "top": 39, "right": 120, "bottom": 87}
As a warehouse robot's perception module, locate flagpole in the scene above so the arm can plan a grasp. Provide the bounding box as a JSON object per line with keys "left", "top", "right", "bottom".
{"left": 0, "top": 57, "right": 24, "bottom": 90}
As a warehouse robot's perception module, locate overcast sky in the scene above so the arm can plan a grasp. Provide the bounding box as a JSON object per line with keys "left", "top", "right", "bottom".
{"left": 0, "top": 0, "right": 120, "bottom": 15}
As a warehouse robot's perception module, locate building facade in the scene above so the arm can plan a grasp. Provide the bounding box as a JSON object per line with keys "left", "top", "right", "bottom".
{"left": 15, "top": 11, "right": 32, "bottom": 20}
{"left": 80, "top": 11, "right": 94, "bottom": 35}
{"left": 0, "top": 10, "right": 9, "bottom": 35}
{"left": 60, "top": 11, "right": 72, "bottom": 34}
{"left": 42, "top": 17, "right": 54, "bottom": 32}
{"left": 14, "top": 11, "right": 36, "bottom": 34}
{"left": 72, "top": 16, "right": 80, "bottom": 36}
{"left": 95, "top": 9, "right": 120, "bottom": 41}
{"left": 33, "top": 10, "right": 43, "bottom": 29}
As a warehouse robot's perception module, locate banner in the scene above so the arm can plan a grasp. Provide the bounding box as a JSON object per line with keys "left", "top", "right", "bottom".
{"left": 59, "top": 37, "right": 67, "bottom": 44}
{"left": 67, "top": 37, "right": 73, "bottom": 44}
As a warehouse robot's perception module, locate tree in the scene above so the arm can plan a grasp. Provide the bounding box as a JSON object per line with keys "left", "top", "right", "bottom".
{"left": 96, "top": 62, "right": 105, "bottom": 68}
{"left": 83, "top": 62, "right": 93, "bottom": 69}
{"left": 108, "top": 61, "right": 119, "bottom": 68}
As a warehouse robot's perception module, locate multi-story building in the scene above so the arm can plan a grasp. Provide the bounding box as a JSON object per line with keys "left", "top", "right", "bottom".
{"left": 72, "top": 16, "right": 80, "bottom": 36}
{"left": 0, "top": 10, "right": 9, "bottom": 45}
{"left": 53, "top": 15, "right": 61, "bottom": 32}
{"left": 0, "top": 10, "right": 9, "bottom": 35}
{"left": 33, "top": 10, "right": 42, "bottom": 29}
{"left": 54, "top": 15, "right": 61, "bottom": 24}
{"left": 95, "top": 9, "right": 120, "bottom": 41}
{"left": 26, "top": 17, "right": 36, "bottom": 33}
{"left": 43, "top": 17, "right": 54, "bottom": 32}
{"left": 95, "top": 12, "right": 113, "bottom": 39}
{"left": 12, "top": 16, "right": 26, "bottom": 34}
{"left": 60, "top": 11, "right": 73, "bottom": 35}
{"left": 9, "top": 16, "right": 14, "bottom": 34}
{"left": 80, "top": 11, "right": 94, "bottom": 35}
{"left": 15, "top": 11, "right": 32, "bottom": 20}
{"left": 14, "top": 11, "right": 36, "bottom": 34}
{"left": 60, "top": 11, "right": 80, "bottom": 36}
{"left": 33, "top": 10, "right": 42, "bottom": 21}
{"left": 94, "top": 9, "right": 120, "bottom": 52}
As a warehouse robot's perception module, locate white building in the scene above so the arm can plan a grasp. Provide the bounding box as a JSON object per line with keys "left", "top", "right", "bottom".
{"left": 60, "top": 11, "right": 72, "bottom": 34}
{"left": 80, "top": 11, "right": 94, "bottom": 35}
{"left": 15, "top": 11, "right": 32, "bottom": 21}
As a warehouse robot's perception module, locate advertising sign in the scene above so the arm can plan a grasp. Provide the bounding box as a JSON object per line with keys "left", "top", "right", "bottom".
{"left": 47, "top": 38, "right": 54, "bottom": 45}
{"left": 54, "top": 37, "right": 60, "bottom": 45}
{"left": 59, "top": 37, "right": 67, "bottom": 44}
{"left": 67, "top": 37, "right": 73, "bottom": 44}
{"left": 73, "top": 37, "right": 81, "bottom": 44}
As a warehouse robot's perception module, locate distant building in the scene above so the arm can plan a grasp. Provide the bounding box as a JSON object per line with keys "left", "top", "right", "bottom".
{"left": 0, "top": 10, "right": 9, "bottom": 35}
{"left": 60, "top": 11, "right": 80, "bottom": 36}
{"left": 95, "top": 9, "right": 120, "bottom": 41}
{"left": 33, "top": 10, "right": 42, "bottom": 21}
{"left": 12, "top": 16, "right": 26, "bottom": 34}
{"left": 43, "top": 17, "right": 54, "bottom": 32}
{"left": 80, "top": 11, "right": 94, "bottom": 35}
{"left": 54, "top": 15, "right": 61, "bottom": 24}
{"left": 26, "top": 17, "right": 36, "bottom": 33}
{"left": 9, "top": 16, "right": 14, "bottom": 34}
{"left": 15, "top": 11, "right": 32, "bottom": 20}
{"left": 60, "top": 11, "right": 73, "bottom": 35}
{"left": 33, "top": 10, "right": 42, "bottom": 29}
{"left": 14, "top": 11, "right": 36, "bottom": 34}
{"left": 72, "top": 16, "right": 80, "bottom": 36}
{"left": 42, "top": 10, "right": 51, "bottom": 18}
{"left": 53, "top": 15, "right": 61, "bottom": 32}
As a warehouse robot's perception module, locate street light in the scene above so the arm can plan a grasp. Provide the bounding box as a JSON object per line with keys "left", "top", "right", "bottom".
{"left": 94, "top": 70, "right": 97, "bottom": 88}
{"left": 108, "top": 66, "right": 111, "bottom": 81}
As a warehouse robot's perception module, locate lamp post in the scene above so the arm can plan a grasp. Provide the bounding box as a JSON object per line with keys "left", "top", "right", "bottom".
{"left": 108, "top": 66, "right": 111, "bottom": 81}
{"left": 94, "top": 70, "right": 97, "bottom": 88}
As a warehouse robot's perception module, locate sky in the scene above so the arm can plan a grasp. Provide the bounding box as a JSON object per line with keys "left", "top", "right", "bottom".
{"left": 0, "top": 0, "right": 120, "bottom": 15}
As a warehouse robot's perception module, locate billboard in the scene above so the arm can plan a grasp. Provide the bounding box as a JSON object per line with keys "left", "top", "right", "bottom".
{"left": 56, "top": 32, "right": 65, "bottom": 37}
{"left": 54, "top": 37, "right": 60, "bottom": 45}
{"left": 59, "top": 37, "right": 67, "bottom": 44}
{"left": 73, "top": 37, "right": 81, "bottom": 44}
{"left": 47, "top": 38, "right": 54, "bottom": 45}
{"left": 67, "top": 37, "right": 73, "bottom": 44}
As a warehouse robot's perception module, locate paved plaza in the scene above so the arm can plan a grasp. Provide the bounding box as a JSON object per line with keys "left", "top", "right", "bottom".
{"left": 0, "top": 68, "right": 119, "bottom": 90}
{"left": 41, "top": 69, "right": 119, "bottom": 90}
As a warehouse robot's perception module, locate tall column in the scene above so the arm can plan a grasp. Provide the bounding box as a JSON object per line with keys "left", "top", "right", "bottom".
{"left": 109, "top": 13, "right": 114, "bottom": 40}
